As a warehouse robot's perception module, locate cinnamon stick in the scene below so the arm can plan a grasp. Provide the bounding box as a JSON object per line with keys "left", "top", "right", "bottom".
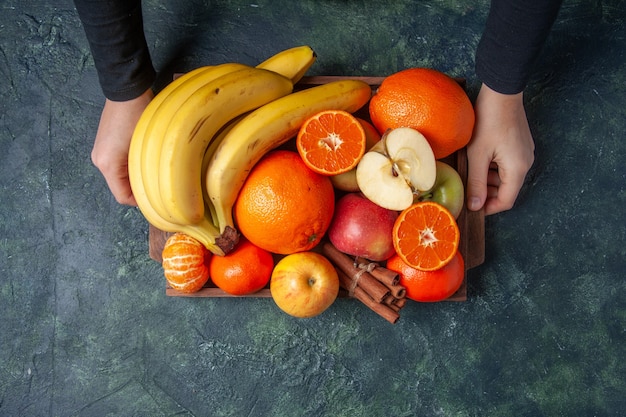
{"left": 382, "top": 294, "right": 400, "bottom": 307}
{"left": 393, "top": 297, "right": 408, "bottom": 309}
{"left": 387, "top": 302, "right": 402, "bottom": 313}
{"left": 388, "top": 284, "right": 406, "bottom": 299}
{"left": 355, "top": 257, "right": 399, "bottom": 287}
{"left": 322, "top": 243, "right": 389, "bottom": 303}
{"left": 382, "top": 294, "right": 394, "bottom": 306}
{"left": 337, "top": 270, "right": 400, "bottom": 324}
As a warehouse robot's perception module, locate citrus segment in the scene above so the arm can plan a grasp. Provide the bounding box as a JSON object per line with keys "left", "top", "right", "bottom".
{"left": 392, "top": 201, "right": 460, "bottom": 271}
{"left": 296, "top": 110, "right": 366, "bottom": 175}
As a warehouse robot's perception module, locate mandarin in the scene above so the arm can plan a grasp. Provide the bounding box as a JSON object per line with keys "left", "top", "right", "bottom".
{"left": 392, "top": 201, "right": 460, "bottom": 271}
{"left": 233, "top": 150, "right": 335, "bottom": 255}
{"left": 162, "top": 233, "right": 211, "bottom": 293}
{"left": 296, "top": 110, "right": 366, "bottom": 176}
{"left": 208, "top": 238, "right": 274, "bottom": 295}
{"left": 369, "top": 68, "right": 475, "bottom": 159}
{"left": 386, "top": 250, "right": 464, "bottom": 302}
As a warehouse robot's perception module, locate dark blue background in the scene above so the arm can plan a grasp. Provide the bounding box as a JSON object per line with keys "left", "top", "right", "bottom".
{"left": 1, "top": 1, "right": 624, "bottom": 415}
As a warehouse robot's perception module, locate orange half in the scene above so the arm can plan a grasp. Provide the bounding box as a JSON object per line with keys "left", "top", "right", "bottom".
{"left": 392, "top": 201, "right": 460, "bottom": 271}
{"left": 296, "top": 110, "right": 366, "bottom": 175}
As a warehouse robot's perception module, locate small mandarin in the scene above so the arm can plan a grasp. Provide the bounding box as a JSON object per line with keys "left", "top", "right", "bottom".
{"left": 296, "top": 110, "right": 366, "bottom": 176}
{"left": 162, "top": 233, "right": 211, "bottom": 293}
{"left": 392, "top": 201, "right": 460, "bottom": 271}
{"left": 209, "top": 239, "right": 274, "bottom": 296}
{"left": 387, "top": 250, "right": 465, "bottom": 302}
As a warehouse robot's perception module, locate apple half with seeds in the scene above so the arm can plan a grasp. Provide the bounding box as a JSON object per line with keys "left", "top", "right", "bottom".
{"left": 356, "top": 127, "right": 436, "bottom": 211}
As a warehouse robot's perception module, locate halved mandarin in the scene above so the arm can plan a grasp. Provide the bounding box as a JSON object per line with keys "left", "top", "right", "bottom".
{"left": 392, "top": 201, "right": 460, "bottom": 271}
{"left": 296, "top": 109, "right": 366, "bottom": 175}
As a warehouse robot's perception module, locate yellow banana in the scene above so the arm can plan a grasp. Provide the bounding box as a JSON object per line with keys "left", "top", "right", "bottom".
{"left": 129, "top": 66, "right": 209, "bottom": 212}
{"left": 201, "top": 112, "right": 248, "bottom": 226}
{"left": 158, "top": 67, "right": 294, "bottom": 226}
{"left": 206, "top": 79, "right": 372, "bottom": 233}
{"left": 197, "top": 44, "right": 316, "bottom": 223}
{"left": 140, "top": 63, "right": 250, "bottom": 223}
{"left": 128, "top": 66, "right": 232, "bottom": 255}
{"left": 256, "top": 45, "right": 317, "bottom": 84}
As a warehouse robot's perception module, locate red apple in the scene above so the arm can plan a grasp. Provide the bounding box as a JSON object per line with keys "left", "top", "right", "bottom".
{"left": 270, "top": 252, "right": 339, "bottom": 318}
{"left": 327, "top": 192, "right": 399, "bottom": 261}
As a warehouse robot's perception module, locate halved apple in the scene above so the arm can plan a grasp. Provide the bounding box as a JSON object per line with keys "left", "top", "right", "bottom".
{"left": 356, "top": 127, "right": 436, "bottom": 211}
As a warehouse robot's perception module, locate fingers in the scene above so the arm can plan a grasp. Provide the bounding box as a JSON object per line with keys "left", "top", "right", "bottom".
{"left": 483, "top": 159, "right": 531, "bottom": 216}
{"left": 466, "top": 139, "right": 533, "bottom": 215}
{"left": 91, "top": 90, "right": 153, "bottom": 206}
{"left": 103, "top": 164, "right": 137, "bottom": 206}
{"left": 465, "top": 84, "right": 535, "bottom": 216}
{"left": 465, "top": 144, "right": 492, "bottom": 212}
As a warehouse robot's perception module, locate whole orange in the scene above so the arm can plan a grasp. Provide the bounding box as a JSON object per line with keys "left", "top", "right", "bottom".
{"left": 369, "top": 68, "right": 475, "bottom": 159}
{"left": 386, "top": 250, "right": 465, "bottom": 302}
{"left": 208, "top": 238, "right": 274, "bottom": 295}
{"left": 233, "top": 150, "right": 335, "bottom": 255}
{"left": 162, "top": 233, "right": 211, "bottom": 293}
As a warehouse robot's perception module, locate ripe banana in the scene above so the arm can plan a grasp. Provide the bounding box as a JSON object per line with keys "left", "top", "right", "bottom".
{"left": 206, "top": 79, "right": 373, "bottom": 233}
{"left": 201, "top": 112, "right": 248, "bottom": 225}
{"left": 140, "top": 63, "right": 250, "bottom": 224}
{"left": 129, "top": 66, "right": 212, "bottom": 207}
{"left": 128, "top": 66, "right": 234, "bottom": 255}
{"left": 158, "top": 67, "right": 294, "bottom": 226}
{"left": 256, "top": 45, "right": 317, "bottom": 84}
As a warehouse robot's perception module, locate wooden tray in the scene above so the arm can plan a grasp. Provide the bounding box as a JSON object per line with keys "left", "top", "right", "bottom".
{"left": 148, "top": 76, "right": 485, "bottom": 300}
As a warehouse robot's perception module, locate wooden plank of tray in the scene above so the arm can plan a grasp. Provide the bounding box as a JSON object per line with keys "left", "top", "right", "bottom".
{"left": 148, "top": 75, "right": 485, "bottom": 300}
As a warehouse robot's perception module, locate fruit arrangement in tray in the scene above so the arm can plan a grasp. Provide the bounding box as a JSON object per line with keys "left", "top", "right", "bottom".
{"left": 135, "top": 46, "right": 485, "bottom": 324}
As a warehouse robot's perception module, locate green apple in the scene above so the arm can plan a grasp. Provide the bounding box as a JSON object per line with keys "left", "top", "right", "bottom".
{"left": 417, "top": 161, "right": 464, "bottom": 218}
{"left": 356, "top": 127, "right": 437, "bottom": 211}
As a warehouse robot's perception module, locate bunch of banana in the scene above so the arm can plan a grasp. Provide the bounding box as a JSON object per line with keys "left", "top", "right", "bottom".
{"left": 128, "top": 46, "right": 317, "bottom": 255}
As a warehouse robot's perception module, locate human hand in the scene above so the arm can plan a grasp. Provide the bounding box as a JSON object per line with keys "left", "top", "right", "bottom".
{"left": 466, "top": 84, "right": 535, "bottom": 215}
{"left": 90, "top": 88, "right": 154, "bottom": 206}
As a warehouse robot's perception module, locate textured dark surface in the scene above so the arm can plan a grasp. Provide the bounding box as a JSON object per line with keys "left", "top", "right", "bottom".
{"left": 1, "top": 1, "right": 625, "bottom": 416}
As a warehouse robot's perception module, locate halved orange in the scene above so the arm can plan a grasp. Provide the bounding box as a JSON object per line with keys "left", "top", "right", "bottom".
{"left": 296, "top": 110, "right": 366, "bottom": 175}
{"left": 392, "top": 201, "right": 460, "bottom": 271}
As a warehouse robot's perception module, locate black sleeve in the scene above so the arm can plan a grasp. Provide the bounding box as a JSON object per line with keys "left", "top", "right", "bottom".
{"left": 475, "top": 0, "right": 563, "bottom": 94}
{"left": 73, "top": 0, "right": 156, "bottom": 101}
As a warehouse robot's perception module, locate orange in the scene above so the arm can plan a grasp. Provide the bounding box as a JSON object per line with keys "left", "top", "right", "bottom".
{"left": 296, "top": 110, "right": 366, "bottom": 175}
{"left": 162, "top": 233, "right": 211, "bottom": 293}
{"left": 209, "top": 238, "right": 274, "bottom": 295}
{"left": 369, "top": 68, "right": 475, "bottom": 159}
{"left": 392, "top": 201, "right": 460, "bottom": 271}
{"left": 355, "top": 117, "right": 382, "bottom": 149}
{"left": 387, "top": 250, "right": 464, "bottom": 302}
{"left": 233, "top": 150, "right": 335, "bottom": 255}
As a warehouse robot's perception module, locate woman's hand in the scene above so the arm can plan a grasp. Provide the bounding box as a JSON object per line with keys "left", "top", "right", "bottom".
{"left": 466, "top": 84, "right": 535, "bottom": 215}
{"left": 90, "top": 88, "right": 154, "bottom": 206}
